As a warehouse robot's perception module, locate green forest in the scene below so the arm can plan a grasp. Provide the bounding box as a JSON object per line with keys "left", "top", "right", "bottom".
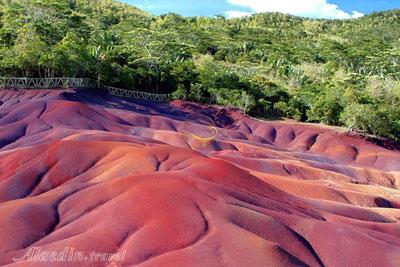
{"left": 0, "top": 0, "right": 399, "bottom": 140}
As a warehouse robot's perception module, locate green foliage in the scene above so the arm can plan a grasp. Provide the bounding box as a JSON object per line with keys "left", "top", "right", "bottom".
{"left": 340, "top": 103, "right": 397, "bottom": 139}
{"left": 40, "top": 32, "right": 91, "bottom": 76}
{"left": 1, "top": 25, "right": 48, "bottom": 76}
{"left": 0, "top": 0, "right": 399, "bottom": 140}
{"left": 209, "top": 88, "right": 255, "bottom": 114}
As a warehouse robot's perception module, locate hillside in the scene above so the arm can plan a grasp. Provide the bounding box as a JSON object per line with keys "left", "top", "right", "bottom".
{"left": 0, "top": 0, "right": 399, "bottom": 140}
{"left": 0, "top": 89, "right": 400, "bottom": 266}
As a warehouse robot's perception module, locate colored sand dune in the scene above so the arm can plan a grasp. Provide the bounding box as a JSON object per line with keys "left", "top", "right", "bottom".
{"left": 0, "top": 89, "right": 400, "bottom": 266}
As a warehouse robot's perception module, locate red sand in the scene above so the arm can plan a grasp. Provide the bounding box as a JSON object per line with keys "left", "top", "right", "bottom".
{"left": 0, "top": 89, "right": 400, "bottom": 266}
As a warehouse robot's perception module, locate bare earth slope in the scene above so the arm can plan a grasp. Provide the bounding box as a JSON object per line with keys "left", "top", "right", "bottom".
{"left": 0, "top": 89, "right": 400, "bottom": 267}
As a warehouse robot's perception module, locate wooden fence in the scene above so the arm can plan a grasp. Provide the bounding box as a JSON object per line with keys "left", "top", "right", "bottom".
{"left": 0, "top": 77, "right": 171, "bottom": 103}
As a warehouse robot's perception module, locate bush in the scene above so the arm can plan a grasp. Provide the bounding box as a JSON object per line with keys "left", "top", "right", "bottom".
{"left": 340, "top": 103, "right": 396, "bottom": 138}
{"left": 208, "top": 88, "right": 255, "bottom": 114}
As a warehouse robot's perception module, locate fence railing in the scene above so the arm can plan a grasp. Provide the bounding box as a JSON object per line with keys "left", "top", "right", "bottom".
{"left": 0, "top": 77, "right": 93, "bottom": 89}
{"left": 102, "top": 85, "right": 171, "bottom": 103}
{"left": 0, "top": 77, "right": 172, "bottom": 103}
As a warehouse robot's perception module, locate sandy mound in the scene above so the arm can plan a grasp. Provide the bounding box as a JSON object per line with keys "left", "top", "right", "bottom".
{"left": 0, "top": 89, "right": 399, "bottom": 266}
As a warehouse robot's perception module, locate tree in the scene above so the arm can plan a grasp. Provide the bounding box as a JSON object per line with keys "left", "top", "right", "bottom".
{"left": 340, "top": 103, "right": 396, "bottom": 139}
{"left": 40, "top": 32, "right": 91, "bottom": 77}
{"left": 6, "top": 25, "right": 48, "bottom": 76}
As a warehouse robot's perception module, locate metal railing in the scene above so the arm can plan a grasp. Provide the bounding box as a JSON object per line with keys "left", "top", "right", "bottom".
{"left": 103, "top": 85, "right": 171, "bottom": 103}
{"left": 0, "top": 77, "right": 93, "bottom": 89}
{"left": 0, "top": 77, "right": 172, "bottom": 103}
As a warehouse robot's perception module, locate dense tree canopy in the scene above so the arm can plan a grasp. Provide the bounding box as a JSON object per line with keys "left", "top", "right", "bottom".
{"left": 0, "top": 0, "right": 399, "bottom": 140}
